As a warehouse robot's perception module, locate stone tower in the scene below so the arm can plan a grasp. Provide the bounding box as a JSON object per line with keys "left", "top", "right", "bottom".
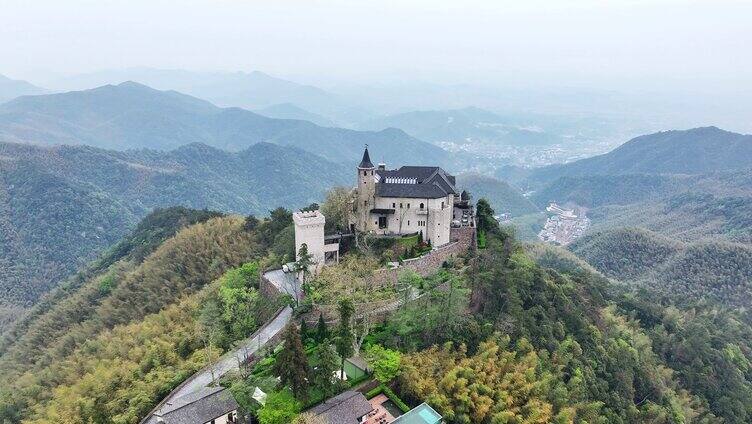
{"left": 356, "top": 146, "right": 376, "bottom": 232}
{"left": 293, "top": 210, "right": 326, "bottom": 274}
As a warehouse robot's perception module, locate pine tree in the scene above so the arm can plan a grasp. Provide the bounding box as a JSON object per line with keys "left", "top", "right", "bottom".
{"left": 300, "top": 318, "right": 308, "bottom": 343}
{"left": 313, "top": 340, "right": 339, "bottom": 397}
{"left": 335, "top": 298, "right": 355, "bottom": 377}
{"left": 316, "top": 313, "right": 328, "bottom": 342}
{"left": 275, "top": 323, "right": 310, "bottom": 400}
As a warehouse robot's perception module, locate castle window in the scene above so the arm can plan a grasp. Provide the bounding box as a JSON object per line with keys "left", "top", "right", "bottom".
{"left": 420, "top": 203, "right": 424, "bottom": 209}
{"left": 407, "top": 203, "right": 410, "bottom": 208}
{"left": 364, "top": 200, "right": 367, "bottom": 206}
{"left": 407, "top": 220, "right": 410, "bottom": 226}
{"left": 392, "top": 203, "right": 395, "bottom": 208}
{"left": 441, "top": 201, "right": 445, "bottom": 209}
{"left": 400, "top": 203, "right": 403, "bottom": 208}
{"left": 364, "top": 171, "right": 367, "bottom": 176}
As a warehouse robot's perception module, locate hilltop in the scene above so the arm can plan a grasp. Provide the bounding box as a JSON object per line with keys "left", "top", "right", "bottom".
{"left": 0, "top": 81, "right": 448, "bottom": 166}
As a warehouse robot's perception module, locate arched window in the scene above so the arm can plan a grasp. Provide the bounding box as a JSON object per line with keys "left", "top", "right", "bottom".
{"left": 363, "top": 170, "right": 367, "bottom": 176}
{"left": 420, "top": 203, "right": 425, "bottom": 209}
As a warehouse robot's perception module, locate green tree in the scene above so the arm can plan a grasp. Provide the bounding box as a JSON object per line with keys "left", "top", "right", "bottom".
{"left": 294, "top": 243, "right": 316, "bottom": 286}
{"left": 198, "top": 296, "right": 228, "bottom": 353}
{"left": 218, "top": 262, "right": 261, "bottom": 339}
{"left": 257, "top": 390, "right": 301, "bottom": 424}
{"left": 275, "top": 323, "right": 311, "bottom": 400}
{"left": 243, "top": 215, "right": 259, "bottom": 231}
{"left": 300, "top": 318, "right": 309, "bottom": 343}
{"left": 364, "top": 344, "right": 402, "bottom": 384}
{"left": 316, "top": 313, "right": 329, "bottom": 342}
{"left": 313, "top": 340, "right": 340, "bottom": 398}
{"left": 321, "top": 186, "right": 352, "bottom": 232}
{"left": 476, "top": 198, "right": 500, "bottom": 243}
{"left": 335, "top": 298, "right": 355, "bottom": 377}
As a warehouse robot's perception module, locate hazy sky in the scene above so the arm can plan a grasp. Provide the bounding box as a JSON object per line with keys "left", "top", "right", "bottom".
{"left": 2, "top": 0, "right": 751, "bottom": 91}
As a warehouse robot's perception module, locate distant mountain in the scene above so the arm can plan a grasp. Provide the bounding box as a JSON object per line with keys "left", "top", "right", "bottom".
{"left": 455, "top": 173, "right": 539, "bottom": 217}
{"left": 0, "top": 140, "right": 348, "bottom": 320}
{"left": 51, "top": 68, "right": 371, "bottom": 125}
{"left": 570, "top": 227, "right": 752, "bottom": 310}
{"left": 0, "top": 81, "right": 448, "bottom": 166}
{"left": 527, "top": 127, "right": 752, "bottom": 186}
{"left": 360, "top": 107, "right": 561, "bottom": 146}
{"left": 256, "top": 103, "right": 336, "bottom": 127}
{"left": 0, "top": 74, "right": 47, "bottom": 104}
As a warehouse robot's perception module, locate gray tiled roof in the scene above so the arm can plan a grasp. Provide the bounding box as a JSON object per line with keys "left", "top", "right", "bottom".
{"left": 152, "top": 386, "right": 238, "bottom": 424}
{"left": 308, "top": 390, "right": 373, "bottom": 424}
{"left": 375, "top": 166, "right": 457, "bottom": 199}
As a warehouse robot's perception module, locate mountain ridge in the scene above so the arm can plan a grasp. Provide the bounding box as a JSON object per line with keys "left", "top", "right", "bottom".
{"left": 526, "top": 126, "right": 752, "bottom": 186}
{"left": 0, "top": 81, "right": 449, "bottom": 167}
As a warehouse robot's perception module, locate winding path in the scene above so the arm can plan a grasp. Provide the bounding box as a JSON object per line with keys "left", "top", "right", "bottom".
{"left": 141, "top": 270, "right": 296, "bottom": 424}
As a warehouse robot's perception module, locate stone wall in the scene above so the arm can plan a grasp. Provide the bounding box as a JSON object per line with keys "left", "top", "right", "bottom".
{"left": 259, "top": 273, "right": 282, "bottom": 300}
{"left": 370, "top": 226, "right": 476, "bottom": 288}
{"left": 303, "top": 299, "right": 397, "bottom": 325}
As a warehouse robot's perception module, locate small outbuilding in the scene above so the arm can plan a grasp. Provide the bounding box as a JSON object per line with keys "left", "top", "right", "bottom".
{"left": 150, "top": 386, "right": 239, "bottom": 424}
{"left": 308, "top": 390, "right": 373, "bottom": 424}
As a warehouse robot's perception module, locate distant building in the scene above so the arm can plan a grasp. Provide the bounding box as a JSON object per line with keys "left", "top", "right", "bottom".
{"left": 308, "top": 390, "right": 373, "bottom": 423}
{"left": 150, "top": 386, "right": 239, "bottom": 424}
{"left": 350, "top": 147, "right": 461, "bottom": 247}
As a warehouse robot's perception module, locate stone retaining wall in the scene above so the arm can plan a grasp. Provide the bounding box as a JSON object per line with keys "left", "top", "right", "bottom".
{"left": 260, "top": 273, "right": 282, "bottom": 300}
{"left": 370, "top": 226, "right": 476, "bottom": 287}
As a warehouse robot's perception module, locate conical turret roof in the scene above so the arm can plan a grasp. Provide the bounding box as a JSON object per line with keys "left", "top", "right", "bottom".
{"left": 358, "top": 146, "right": 374, "bottom": 168}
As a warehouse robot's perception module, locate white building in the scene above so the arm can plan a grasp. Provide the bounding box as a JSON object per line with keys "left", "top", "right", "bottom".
{"left": 351, "top": 147, "right": 459, "bottom": 247}
{"left": 293, "top": 210, "right": 339, "bottom": 274}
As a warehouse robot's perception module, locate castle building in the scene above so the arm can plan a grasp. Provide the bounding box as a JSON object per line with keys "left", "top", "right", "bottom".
{"left": 351, "top": 147, "right": 458, "bottom": 247}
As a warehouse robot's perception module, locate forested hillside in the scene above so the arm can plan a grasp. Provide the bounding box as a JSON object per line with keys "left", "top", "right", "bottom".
{"left": 0, "top": 208, "right": 293, "bottom": 423}
{"left": 0, "top": 81, "right": 448, "bottom": 166}
{"left": 571, "top": 227, "right": 752, "bottom": 309}
{"left": 0, "top": 141, "right": 347, "bottom": 329}
{"left": 3, "top": 200, "right": 752, "bottom": 423}
{"left": 379, "top": 209, "right": 752, "bottom": 423}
